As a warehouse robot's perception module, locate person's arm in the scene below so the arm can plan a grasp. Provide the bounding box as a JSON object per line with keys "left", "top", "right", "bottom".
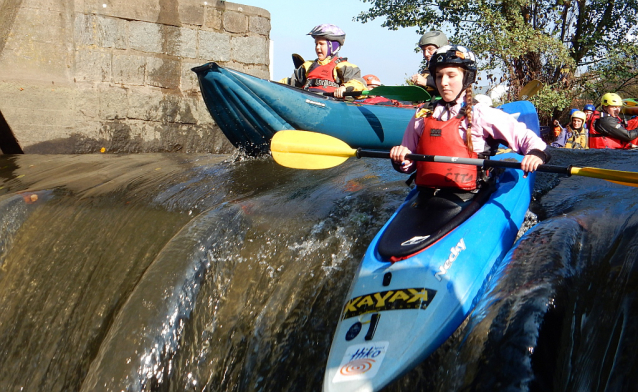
{"left": 283, "top": 61, "right": 313, "bottom": 87}
{"left": 596, "top": 116, "right": 638, "bottom": 142}
{"left": 334, "top": 61, "right": 367, "bottom": 92}
{"left": 481, "top": 106, "right": 548, "bottom": 156}
{"left": 411, "top": 71, "right": 437, "bottom": 93}
{"left": 390, "top": 113, "right": 422, "bottom": 173}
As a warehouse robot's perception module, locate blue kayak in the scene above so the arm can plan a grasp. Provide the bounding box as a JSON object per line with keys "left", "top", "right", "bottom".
{"left": 192, "top": 63, "right": 415, "bottom": 154}
{"left": 322, "top": 101, "right": 539, "bottom": 392}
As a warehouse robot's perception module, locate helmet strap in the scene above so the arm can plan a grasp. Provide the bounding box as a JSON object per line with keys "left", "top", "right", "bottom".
{"left": 326, "top": 41, "right": 341, "bottom": 57}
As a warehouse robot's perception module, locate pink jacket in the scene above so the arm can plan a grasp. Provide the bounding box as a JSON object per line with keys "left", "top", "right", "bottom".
{"left": 398, "top": 95, "right": 547, "bottom": 173}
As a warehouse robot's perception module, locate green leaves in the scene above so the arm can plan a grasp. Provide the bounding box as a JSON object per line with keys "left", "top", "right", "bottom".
{"left": 356, "top": 0, "right": 638, "bottom": 117}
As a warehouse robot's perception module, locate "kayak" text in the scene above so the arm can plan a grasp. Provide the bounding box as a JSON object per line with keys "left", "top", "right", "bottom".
{"left": 342, "top": 287, "right": 437, "bottom": 319}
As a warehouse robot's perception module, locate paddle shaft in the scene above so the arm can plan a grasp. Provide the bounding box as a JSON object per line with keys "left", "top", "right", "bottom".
{"left": 323, "top": 86, "right": 431, "bottom": 101}
{"left": 356, "top": 149, "right": 571, "bottom": 175}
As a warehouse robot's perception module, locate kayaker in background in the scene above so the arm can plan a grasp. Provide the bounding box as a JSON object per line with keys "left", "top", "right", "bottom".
{"left": 359, "top": 74, "right": 394, "bottom": 105}
{"left": 280, "top": 24, "right": 366, "bottom": 98}
{"left": 363, "top": 74, "right": 382, "bottom": 89}
{"left": 552, "top": 110, "right": 588, "bottom": 149}
{"left": 583, "top": 104, "right": 596, "bottom": 122}
{"left": 411, "top": 31, "right": 449, "bottom": 96}
{"left": 588, "top": 93, "right": 638, "bottom": 149}
{"left": 390, "top": 45, "right": 549, "bottom": 191}
{"left": 550, "top": 118, "right": 569, "bottom": 148}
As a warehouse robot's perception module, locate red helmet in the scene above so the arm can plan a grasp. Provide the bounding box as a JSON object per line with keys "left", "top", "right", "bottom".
{"left": 363, "top": 74, "right": 382, "bottom": 87}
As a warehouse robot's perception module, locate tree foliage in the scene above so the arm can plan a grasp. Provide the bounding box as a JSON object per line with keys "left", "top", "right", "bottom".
{"left": 356, "top": 0, "right": 638, "bottom": 121}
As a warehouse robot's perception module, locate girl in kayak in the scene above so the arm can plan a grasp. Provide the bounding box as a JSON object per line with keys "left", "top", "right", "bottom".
{"left": 389, "top": 45, "right": 549, "bottom": 190}
{"left": 588, "top": 93, "right": 638, "bottom": 149}
{"left": 281, "top": 24, "right": 366, "bottom": 98}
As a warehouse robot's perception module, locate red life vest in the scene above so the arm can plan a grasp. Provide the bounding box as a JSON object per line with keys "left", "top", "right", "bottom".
{"left": 304, "top": 57, "right": 343, "bottom": 93}
{"left": 415, "top": 111, "right": 478, "bottom": 190}
{"left": 589, "top": 111, "right": 630, "bottom": 149}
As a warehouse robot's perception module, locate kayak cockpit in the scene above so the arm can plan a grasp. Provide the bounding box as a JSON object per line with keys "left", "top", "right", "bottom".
{"left": 377, "top": 184, "right": 495, "bottom": 261}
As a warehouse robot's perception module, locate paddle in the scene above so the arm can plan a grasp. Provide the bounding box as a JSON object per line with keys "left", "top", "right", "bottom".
{"left": 292, "top": 53, "right": 305, "bottom": 69}
{"left": 518, "top": 80, "right": 543, "bottom": 100}
{"left": 324, "top": 85, "right": 431, "bottom": 101}
{"left": 270, "top": 130, "right": 638, "bottom": 187}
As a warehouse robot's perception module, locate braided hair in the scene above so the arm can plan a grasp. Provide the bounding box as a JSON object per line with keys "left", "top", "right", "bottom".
{"left": 464, "top": 84, "right": 474, "bottom": 153}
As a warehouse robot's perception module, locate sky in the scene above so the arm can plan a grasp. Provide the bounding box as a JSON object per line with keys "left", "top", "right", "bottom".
{"left": 233, "top": 0, "right": 426, "bottom": 86}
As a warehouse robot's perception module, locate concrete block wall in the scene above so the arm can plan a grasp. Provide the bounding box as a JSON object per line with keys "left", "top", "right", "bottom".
{"left": 0, "top": 0, "right": 270, "bottom": 153}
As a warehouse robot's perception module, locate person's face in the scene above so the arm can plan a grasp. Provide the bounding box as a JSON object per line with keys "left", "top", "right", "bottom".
{"left": 315, "top": 38, "right": 328, "bottom": 61}
{"left": 603, "top": 105, "right": 621, "bottom": 117}
{"left": 435, "top": 66, "right": 464, "bottom": 102}
{"left": 571, "top": 118, "right": 583, "bottom": 129}
{"left": 584, "top": 110, "right": 593, "bottom": 119}
{"left": 421, "top": 45, "right": 438, "bottom": 61}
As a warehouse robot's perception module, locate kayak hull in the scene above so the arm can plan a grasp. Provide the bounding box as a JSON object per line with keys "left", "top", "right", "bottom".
{"left": 323, "top": 101, "right": 539, "bottom": 392}
{"left": 192, "top": 63, "right": 415, "bottom": 154}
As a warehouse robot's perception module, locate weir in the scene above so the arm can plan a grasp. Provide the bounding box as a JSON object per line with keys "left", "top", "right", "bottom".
{"left": 1, "top": 149, "right": 638, "bottom": 391}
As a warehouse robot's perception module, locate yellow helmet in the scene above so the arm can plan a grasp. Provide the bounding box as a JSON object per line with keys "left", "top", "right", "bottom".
{"left": 571, "top": 110, "right": 586, "bottom": 121}
{"left": 601, "top": 93, "right": 623, "bottom": 106}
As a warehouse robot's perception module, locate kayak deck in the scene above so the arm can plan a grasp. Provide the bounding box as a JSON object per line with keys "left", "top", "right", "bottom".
{"left": 377, "top": 182, "right": 495, "bottom": 261}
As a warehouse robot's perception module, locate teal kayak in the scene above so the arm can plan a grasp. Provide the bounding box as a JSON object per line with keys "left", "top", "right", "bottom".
{"left": 192, "top": 63, "right": 416, "bottom": 155}
{"left": 323, "top": 101, "right": 539, "bottom": 392}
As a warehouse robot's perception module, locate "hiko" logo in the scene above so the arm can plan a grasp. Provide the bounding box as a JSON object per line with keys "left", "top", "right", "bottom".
{"left": 434, "top": 238, "right": 466, "bottom": 281}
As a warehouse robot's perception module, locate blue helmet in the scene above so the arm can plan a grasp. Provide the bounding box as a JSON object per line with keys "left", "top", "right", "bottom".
{"left": 583, "top": 104, "right": 596, "bottom": 112}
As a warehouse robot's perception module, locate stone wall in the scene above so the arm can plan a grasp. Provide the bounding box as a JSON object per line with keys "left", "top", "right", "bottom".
{"left": 0, "top": 0, "right": 270, "bottom": 154}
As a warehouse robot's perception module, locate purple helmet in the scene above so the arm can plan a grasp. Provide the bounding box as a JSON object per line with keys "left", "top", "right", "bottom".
{"left": 307, "top": 24, "right": 346, "bottom": 46}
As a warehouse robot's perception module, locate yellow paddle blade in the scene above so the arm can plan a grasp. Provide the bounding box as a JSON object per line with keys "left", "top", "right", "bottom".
{"left": 270, "top": 130, "right": 358, "bottom": 169}
{"left": 518, "top": 80, "right": 543, "bottom": 100}
{"left": 571, "top": 166, "right": 638, "bottom": 187}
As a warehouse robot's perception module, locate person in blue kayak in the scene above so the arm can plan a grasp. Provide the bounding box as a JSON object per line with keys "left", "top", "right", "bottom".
{"left": 280, "top": 24, "right": 366, "bottom": 98}
{"left": 389, "top": 45, "right": 549, "bottom": 190}
{"left": 411, "top": 31, "right": 449, "bottom": 96}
